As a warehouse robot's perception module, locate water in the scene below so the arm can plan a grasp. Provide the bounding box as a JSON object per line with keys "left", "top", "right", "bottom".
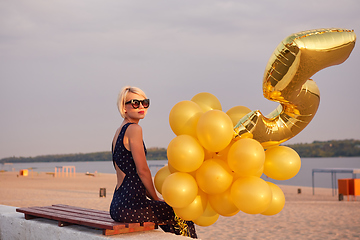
{"left": 1, "top": 158, "right": 359, "bottom": 189}
{"left": 261, "top": 157, "right": 360, "bottom": 189}
{"left": 0, "top": 160, "right": 168, "bottom": 177}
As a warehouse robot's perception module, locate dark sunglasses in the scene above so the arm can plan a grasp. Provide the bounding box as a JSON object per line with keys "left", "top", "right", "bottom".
{"left": 125, "top": 99, "right": 150, "bottom": 109}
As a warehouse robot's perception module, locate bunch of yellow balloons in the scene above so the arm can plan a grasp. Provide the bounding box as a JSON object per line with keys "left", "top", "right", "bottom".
{"left": 154, "top": 92, "right": 301, "bottom": 226}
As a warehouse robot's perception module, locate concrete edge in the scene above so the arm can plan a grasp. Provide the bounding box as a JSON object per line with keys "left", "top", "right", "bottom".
{"left": 0, "top": 205, "right": 190, "bottom": 240}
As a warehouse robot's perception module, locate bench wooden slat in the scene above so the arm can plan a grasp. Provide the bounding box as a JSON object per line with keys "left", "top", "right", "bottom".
{"left": 17, "top": 207, "right": 121, "bottom": 230}
{"left": 31, "top": 206, "right": 115, "bottom": 224}
{"left": 16, "top": 205, "right": 156, "bottom": 235}
{"left": 50, "top": 205, "right": 157, "bottom": 229}
{"left": 52, "top": 204, "right": 111, "bottom": 216}
{"left": 26, "top": 206, "right": 114, "bottom": 223}
{"left": 51, "top": 205, "right": 119, "bottom": 224}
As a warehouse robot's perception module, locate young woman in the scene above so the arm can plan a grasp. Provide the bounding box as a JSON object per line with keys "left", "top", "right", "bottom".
{"left": 109, "top": 86, "right": 197, "bottom": 238}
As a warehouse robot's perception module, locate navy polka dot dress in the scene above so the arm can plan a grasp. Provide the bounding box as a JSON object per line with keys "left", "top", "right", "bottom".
{"left": 109, "top": 123, "right": 197, "bottom": 238}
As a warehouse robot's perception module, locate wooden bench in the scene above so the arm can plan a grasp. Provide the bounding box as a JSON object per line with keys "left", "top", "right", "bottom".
{"left": 16, "top": 204, "right": 157, "bottom": 236}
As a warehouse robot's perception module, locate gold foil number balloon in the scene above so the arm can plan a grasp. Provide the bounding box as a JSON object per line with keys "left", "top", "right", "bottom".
{"left": 234, "top": 29, "right": 356, "bottom": 147}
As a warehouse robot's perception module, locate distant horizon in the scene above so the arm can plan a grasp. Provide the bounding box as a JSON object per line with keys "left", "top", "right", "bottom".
{"left": 2, "top": 138, "right": 359, "bottom": 159}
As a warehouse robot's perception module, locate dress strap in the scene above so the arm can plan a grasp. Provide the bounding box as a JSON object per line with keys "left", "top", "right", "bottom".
{"left": 121, "top": 122, "right": 134, "bottom": 132}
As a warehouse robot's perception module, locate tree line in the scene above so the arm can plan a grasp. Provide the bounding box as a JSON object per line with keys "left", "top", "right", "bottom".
{"left": 284, "top": 139, "right": 360, "bottom": 157}
{"left": 1, "top": 140, "right": 360, "bottom": 164}
{"left": 0, "top": 147, "right": 167, "bottom": 164}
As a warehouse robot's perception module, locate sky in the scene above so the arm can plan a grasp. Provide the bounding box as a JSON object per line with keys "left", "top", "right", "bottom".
{"left": 1, "top": 0, "right": 360, "bottom": 159}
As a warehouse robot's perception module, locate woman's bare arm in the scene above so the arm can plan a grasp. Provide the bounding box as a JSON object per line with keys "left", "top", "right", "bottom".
{"left": 126, "top": 124, "right": 160, "bottom": 201}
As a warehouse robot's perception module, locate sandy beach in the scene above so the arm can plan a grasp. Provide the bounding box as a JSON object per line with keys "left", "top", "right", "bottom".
{"left": 0, "top": 171, "right": 359, "bottom": 240}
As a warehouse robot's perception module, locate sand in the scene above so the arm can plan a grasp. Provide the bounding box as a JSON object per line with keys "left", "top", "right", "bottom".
{"left": 0, "top": 171, "right": 359, "bottom": 240}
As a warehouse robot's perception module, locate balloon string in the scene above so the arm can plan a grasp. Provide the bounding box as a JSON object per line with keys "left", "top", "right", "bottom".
{"left": 174, "top": 213, "right": 190, "bottom": 237}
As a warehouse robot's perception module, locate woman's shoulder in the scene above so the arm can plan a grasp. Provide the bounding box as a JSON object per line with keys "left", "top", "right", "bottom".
{"left": 118, "top": 122, "right": 140, "bottom": 132}
{"left": 126, "top": 124, "right": 143, "bottom": 143}
{"left": 127, "top": 123, "right": 142, "bottom": 134}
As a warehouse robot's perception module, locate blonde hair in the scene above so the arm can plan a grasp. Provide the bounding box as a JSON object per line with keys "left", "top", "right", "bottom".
{"left": 117, "top": 86, "right": 147, "bottom": 118}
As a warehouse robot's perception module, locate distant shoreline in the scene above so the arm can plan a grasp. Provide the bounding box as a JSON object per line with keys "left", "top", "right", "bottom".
{"left": 1, "top": 139, "right": 359, "bottom": 163}
{"left": 2, "top": 156, "right": 360, "bottom": 165}
{"left": 0, "top": 147, "right": 167, "bottom": 164}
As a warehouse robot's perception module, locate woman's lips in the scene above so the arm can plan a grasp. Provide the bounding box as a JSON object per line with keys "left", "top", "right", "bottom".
{"left": 138, "top": 111, "right": 145, "bottom": 114}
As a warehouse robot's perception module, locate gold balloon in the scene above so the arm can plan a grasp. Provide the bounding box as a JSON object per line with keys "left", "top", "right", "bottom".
{"left": 168, "top": 162, "right": 197, "bottom": 179}
{"left": 208, "top": 188, "right": 240, "bottom": 217}
{"left": 173, "top": 189, "right": 208, "bottom": 221}
{"left": 263, "top": 146, "right": 301, "bottom": 180}
{"left": 231, "top": 176, "right": 272, "bottom": 214}
{"left": 254, "top": 164, "right": 264, "bottom": 178}
{"left": 215, "top": 140, "right": 235, "bottom": 161}
{"left": 197, "top": 110, "right": 234, "bottom": 152}
{"left": 196, "top": 158, "right": 233, "bottom": 194}
{"left": 154, "top": 165, "right": 171, "bottom": 194}
{"left": 169, "top": 100, "right": 203, "bottom": 138}
{"left": 193, "top": 202, "right": 219, "bottom": 227}
{"left": 227, "top": 138, "right": 265, "bottom": 177}
{"left": 204, "top": 148, "right": 216, "bottom": 160}
{"left": 167, "top": 162, "right": 178, "bottom": 173}
{"left": 167, "top": 135, "right": 204, "bottom": 173}
{"left": 233, "top": 29, "right": 356, "bottom": 148}
{"left": 191, "top": 92, "right": 222, "bottom": 112}
{"left": 261, "top": 182, "right": 286, "bottom": 216}
{"left": 162, "top": 172, "right": 198, "bottom": 208}
{"left": 226, "top": 106, "right": 252, "bottom": 127}
{"left": 228, "top": 162, "right": 261, "bottom": 180}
